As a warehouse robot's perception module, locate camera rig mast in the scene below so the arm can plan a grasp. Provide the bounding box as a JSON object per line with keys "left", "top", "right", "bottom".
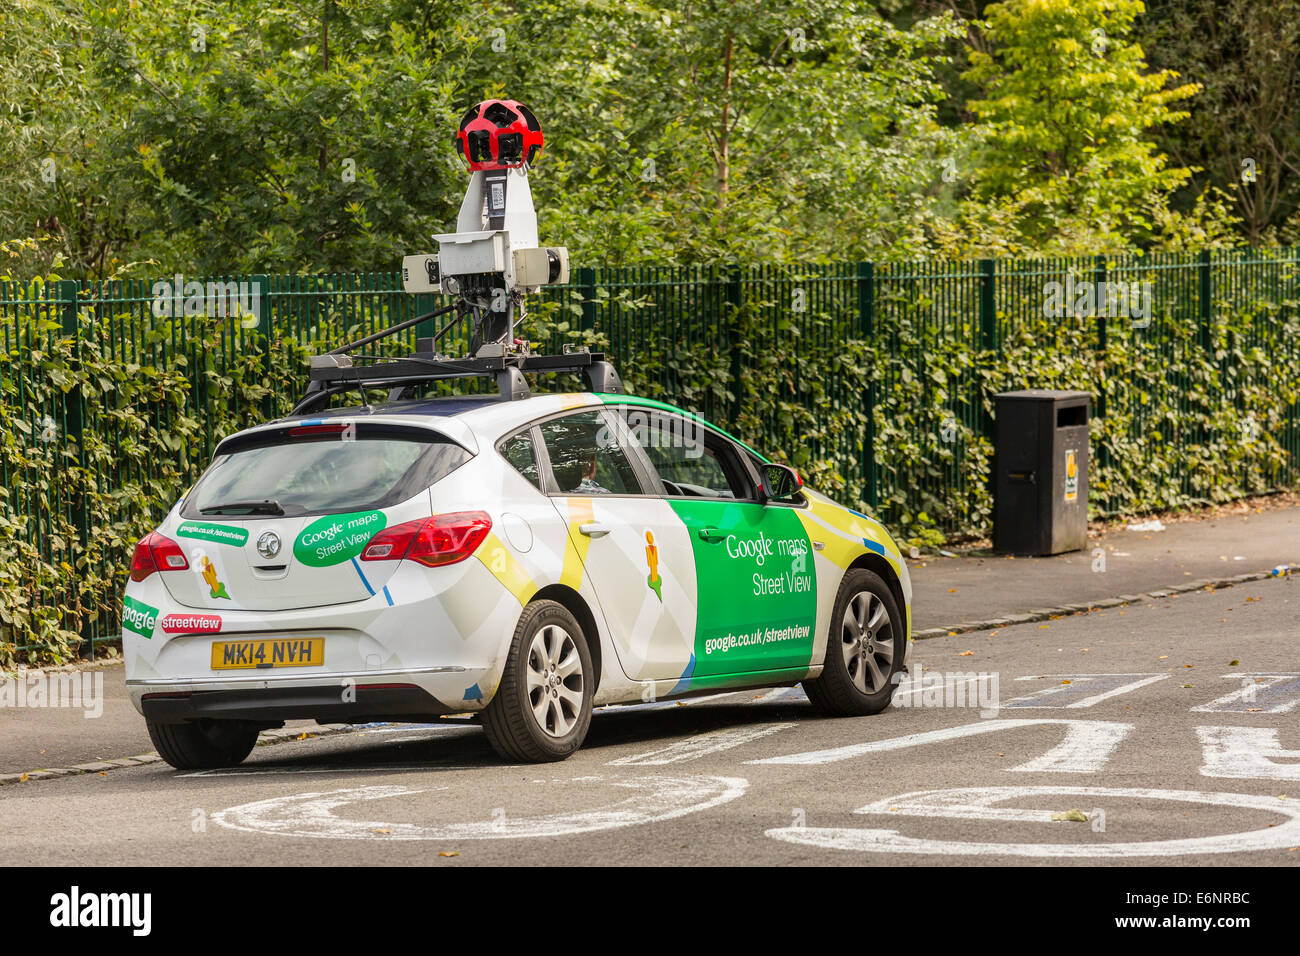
{"left": 296, "top": 99, "right": 622, "bottom": 415}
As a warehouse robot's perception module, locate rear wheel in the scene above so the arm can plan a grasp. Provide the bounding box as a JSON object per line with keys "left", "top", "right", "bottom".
{"left": 482, "top": 600, "right": 593, "bottom": 762}
{"left": 803, "top": 568, "right": 904, "bottom": 717}
{"left": 146, "top": 718, "right": 260, "bottom": 770}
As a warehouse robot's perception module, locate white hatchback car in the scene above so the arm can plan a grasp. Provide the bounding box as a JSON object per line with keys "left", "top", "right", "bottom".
{"left": 123, "top": 390, "right": 913, "bottom": 767}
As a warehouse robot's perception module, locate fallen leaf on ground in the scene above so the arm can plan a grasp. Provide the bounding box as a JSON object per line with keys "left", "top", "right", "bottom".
{"left": 958, "top": 650, "right": 974, "bottom": 656}
{"left": 439, "top": 851, "right": 459, "bottom": 857}
{"left": 1051, "top": 809, "right": 1090, "bottom": 823}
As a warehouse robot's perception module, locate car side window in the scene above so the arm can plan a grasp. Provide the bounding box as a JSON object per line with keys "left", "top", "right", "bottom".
{"left": 498, "top": 430, "right": 542, "bottom": 490}
{"left": 537, "top": 410, "right": 643, "bottom": 495}
{"left": 621, "top": 408, "right": 753, "bottom": 500}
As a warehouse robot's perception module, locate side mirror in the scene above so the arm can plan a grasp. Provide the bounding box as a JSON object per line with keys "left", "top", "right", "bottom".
{"left": 760, "top": 463, "right": 804, "bottom": 504}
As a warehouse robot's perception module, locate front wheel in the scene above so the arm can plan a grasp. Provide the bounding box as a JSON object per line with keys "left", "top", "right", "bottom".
{"left": 482, "top": 600, "right": 593, "bottom": 762}
{"left": 147, "top": 718, "right": 260, "bottom": 770}
{"left": 802, "top": 568, "right": 904, "bottom": 717}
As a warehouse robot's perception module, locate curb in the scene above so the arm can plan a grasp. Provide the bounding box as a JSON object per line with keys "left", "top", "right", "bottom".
{"left": 909, "top": 564, "right": 1297, "bottom": 641}
{"left": 0, "top": 722, "right": 360, "bottom": 788}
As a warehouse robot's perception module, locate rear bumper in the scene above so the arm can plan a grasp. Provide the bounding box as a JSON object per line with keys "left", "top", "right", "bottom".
{"left": 136, "top": 673, "right": 457, "bottom": 725}
{"left": 123, "top": 557, "right": 523, "bottom": 716}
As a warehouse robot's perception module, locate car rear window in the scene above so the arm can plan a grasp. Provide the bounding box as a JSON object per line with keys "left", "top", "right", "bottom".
{"left": 183, "top": 427, "right": 472, "bottom": 518}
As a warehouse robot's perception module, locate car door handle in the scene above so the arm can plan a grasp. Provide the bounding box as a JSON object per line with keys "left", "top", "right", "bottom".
{"left": 697, "top": 527, "right": 727, "bottom": 542}
{"left": 579, "top": 522, "right": 610, "bottom": 538}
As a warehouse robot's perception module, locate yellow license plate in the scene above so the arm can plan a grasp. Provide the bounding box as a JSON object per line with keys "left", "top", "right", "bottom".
{"left": 211, "top": 637, "right": 324, "bottom": 670}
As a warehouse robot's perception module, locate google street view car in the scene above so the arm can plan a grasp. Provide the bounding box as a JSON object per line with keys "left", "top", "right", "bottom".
{"left": 121, "top": 100, "right": 913, "bottom": 768}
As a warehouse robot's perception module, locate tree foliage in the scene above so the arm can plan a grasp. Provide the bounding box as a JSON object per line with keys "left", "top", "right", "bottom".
{"left": 3, "top": 0, "right": 1267, "bottom": 276}
{"left": 962, "top": 0, "right": 1202, "bottom": 253}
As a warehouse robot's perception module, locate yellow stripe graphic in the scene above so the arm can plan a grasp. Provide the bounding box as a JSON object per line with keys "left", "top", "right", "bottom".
{"left": 559, "top": 498, "right": 595, "bottom": 590}
{"left": 800, "top": 494, "right": 904, "bottom": 572}
{"left": 476, "top": 532, "right": 537, "bottom": 606}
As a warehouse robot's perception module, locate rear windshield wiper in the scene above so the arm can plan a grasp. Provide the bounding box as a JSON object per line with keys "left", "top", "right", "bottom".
{"left": 199, "top": 499, "right": 285, "bottom": 516}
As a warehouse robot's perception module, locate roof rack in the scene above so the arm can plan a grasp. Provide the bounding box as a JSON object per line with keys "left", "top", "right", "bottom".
{"left": 293, "top": 307, "right": 624, "bottom": 415}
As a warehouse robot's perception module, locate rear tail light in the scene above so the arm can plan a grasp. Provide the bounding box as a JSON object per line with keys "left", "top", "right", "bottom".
{"left": 130, "top": 532, "right": 190, "bottom": 582}
{"left": 361, "top": 511, "right": 492, "bottom": 568}
{"left": 288, "top": 423, "right": 351, "bottom": 437}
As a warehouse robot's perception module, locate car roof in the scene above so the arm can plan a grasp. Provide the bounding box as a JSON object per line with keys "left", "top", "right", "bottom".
{"left": 290, "top": 395, "right": 504, "bottom": 420}
{"left": 270, "top": 391, "right": 767, "bottom": 459}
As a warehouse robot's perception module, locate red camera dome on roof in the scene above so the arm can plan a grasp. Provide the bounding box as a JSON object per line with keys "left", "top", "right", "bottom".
{"left": 455, "top": 99, "right": 544, "bottom": 171}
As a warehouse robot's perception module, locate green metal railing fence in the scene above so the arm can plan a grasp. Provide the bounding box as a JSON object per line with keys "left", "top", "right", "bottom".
{"left": 3, "top": 249, "right": 1299, "bottom": 657}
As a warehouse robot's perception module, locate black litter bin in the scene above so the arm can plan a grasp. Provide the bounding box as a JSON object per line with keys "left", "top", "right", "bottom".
{"left": 993, "top": 390, "right": 1091, "bottom": 555}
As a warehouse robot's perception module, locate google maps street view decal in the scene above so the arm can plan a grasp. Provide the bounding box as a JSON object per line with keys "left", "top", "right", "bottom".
{"left": 670, "top": 501, "right": 816, "bottom": 683}
{"left": 118, "top": 98, "right": 912, "bottom": 770}
{"left": 197, "top": 555, "right": 231, "bottom": 600}
{"left": 644, "top": 531, "right": 663, "bottom": 602}
{"left": 293, "top": 511, "right": 388, "bottom": 567}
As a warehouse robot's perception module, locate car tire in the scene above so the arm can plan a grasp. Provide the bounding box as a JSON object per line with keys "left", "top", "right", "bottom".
{"left": 482, "top": 600, "right": 593, "bottom": 763}
{"left": 146, "top": 718, "right": 260, "bottom": 770}
{"left": 802, "top": 568, "right": 904, "bottom": 717}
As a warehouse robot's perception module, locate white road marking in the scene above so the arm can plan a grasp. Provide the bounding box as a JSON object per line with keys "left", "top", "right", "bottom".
{"left": 1191, "top": 674, "right": 1300, "bottom": 714}
{"left": 211, "top": 774, "right": 748, "bottom": 840}
{"left": 748, "top": 719, "right": 1133, "bottom": 774}
{"left": 766, "top": 786, "right": 1300, "bottom": 857}
{"left": 608, "top": 723, "right": 795, "bottom": 766}
{"left": 1196, "top": 726, "right": 1300, "bottom": 781}
{"left": 1002, "top": 674, "right": 1168, "bottom": 709}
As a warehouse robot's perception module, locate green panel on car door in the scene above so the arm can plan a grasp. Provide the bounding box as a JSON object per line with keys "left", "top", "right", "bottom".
{"left": 667, "top": 499, "right": 816, "bottom": 681}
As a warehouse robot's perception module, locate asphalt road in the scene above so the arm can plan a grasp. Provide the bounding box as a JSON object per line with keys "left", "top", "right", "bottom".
{"left": 2, "top": 576, "right": 1297, "bottom": 866}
